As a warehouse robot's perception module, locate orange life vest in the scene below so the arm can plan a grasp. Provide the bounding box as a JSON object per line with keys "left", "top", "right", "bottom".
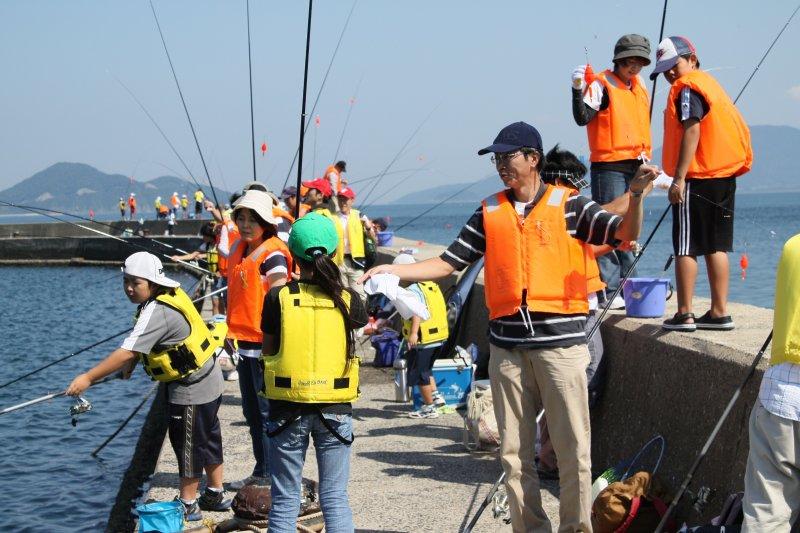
{"left": 273, "top": 207, "right": 295, "bottom": 223}
{"left": 216, "top": 224, "right": 237, "bottom": 278}
{"left": 128, "top": 198, "right": 137, "bottom": 209}
{"left": 158, "top": 204, "right": 169, "bottom": 215}
{"left": 226, "top": 236, "right": 292, "bottom": 343}
{"left": 325, "top": 164, "right": 342, "bottom": 194}
{"left": 482, "top": 186, "right": 589, "bottom": 319}
{"left": 171, "top": 195, "right": 180, "bottom": 207}
{"left": 585, "top": 245, "right": 605, "bottom": 294}
{"left": 586, "top": 70, "right": 652, "bottom": 163}
{"left": 662, "top": 70, "right": 753, "bottom": 179}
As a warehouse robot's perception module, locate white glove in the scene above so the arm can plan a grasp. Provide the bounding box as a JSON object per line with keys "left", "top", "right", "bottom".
{"left": 572, "top": 65, "right": 587, "bottom": 90}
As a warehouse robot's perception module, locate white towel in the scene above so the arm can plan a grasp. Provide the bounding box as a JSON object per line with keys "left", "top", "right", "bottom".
{"left": 364, "top": 273, "right": 430, "bottom": 321}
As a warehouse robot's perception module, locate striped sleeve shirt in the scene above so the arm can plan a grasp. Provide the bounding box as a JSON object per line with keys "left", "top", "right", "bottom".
{"left": 440, "top": 186, "right": 621, "bottom": 349}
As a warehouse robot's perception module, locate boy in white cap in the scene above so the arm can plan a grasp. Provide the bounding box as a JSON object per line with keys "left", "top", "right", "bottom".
{"left": 66, "top": 252, "right": 231, "bottom": 522}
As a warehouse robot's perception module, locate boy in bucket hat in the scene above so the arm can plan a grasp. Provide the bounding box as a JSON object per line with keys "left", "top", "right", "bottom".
{"left": 572, "top": 34, "right": 652, "bottom": 308}
{"left": 361, "top": 121, "right": 658, "bottom": 531}
{"left": 651, "top": 36, "right": 753, "bottom": 332}
{"left": 66, "top": 252, "right": 231, "bottom": 522}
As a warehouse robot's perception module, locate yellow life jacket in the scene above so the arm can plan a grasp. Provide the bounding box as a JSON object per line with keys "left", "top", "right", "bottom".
{"left": 401, "top": 281, "right": 450, "bottom": 345}
{"left": 138, "top": 287, "right": 224, "bottom": 382}
{"left": 261, "top": 282, "right": 359, "bottom": 403}
{"left": 206, "top": 244, "right": 219, "bottom": 274}
{"left": 771, "top": 234, "right": 800, "bottom": 366}
{"left": 332, "top": 209, "right": 366, "bottom": 264}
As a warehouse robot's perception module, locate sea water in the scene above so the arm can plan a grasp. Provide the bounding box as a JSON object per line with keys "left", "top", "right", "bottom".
{"left": 0, "top": 266, "right": 198, "bottom": 532}
{"left": 366, "top": 191, "right": 800, "bottom": 309}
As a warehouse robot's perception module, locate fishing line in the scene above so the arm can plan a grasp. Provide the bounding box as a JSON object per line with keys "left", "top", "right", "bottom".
{"left": 246, "top": 0, "right": 257, "bottom": 182}
{"left": 293, "top": 0, "right": 314, "bottom": 219}
{"left": 392, "top": 173, "right": 486, "bottom": 233}
{"left": 149, "top": 0, "right": 221, "bottom": 209}
{"left": 359, "top": 162, "right": 435, "bottom": 211}
{"left": 333, "top": 73, "right": 364, "bottom": 162}
{"left": 5, "top": 201, "right": 196, "bottom": 257}
{"left": 91, "top": 382, "right": 159, "bottom": 457}
{"left": 0, "top": 200, "right": 211, "bottom": 276}
{"left": 110, "top": 72, "right": 203, "bottom": 191}
{"left": 0, "top": 286, "right": 228, "bottom": 391}
{"left": 281, "top": 0, "right": 359, "bottom": 191}
{"left": 356, "top": 104, "right": 439, "bottom": 209}
{"left": 347, "top": 167, "right": 420, "bottom": 186}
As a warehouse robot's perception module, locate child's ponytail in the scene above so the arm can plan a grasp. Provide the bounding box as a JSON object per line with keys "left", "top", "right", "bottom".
{"left": 309, "top": 252, "right": 356, "bottom": 357}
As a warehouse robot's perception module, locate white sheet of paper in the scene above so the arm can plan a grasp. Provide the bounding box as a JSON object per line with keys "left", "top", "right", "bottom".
{"left": 364, "top": 273, "right": 430, "bottom": 320}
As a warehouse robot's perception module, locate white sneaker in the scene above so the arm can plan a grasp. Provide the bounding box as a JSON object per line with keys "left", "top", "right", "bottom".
{"left": 432, "top": 394, "right": 446, "bottom": 408}
{"left": 409, "top": 404, "right": 440, "bottom": 419}
{"left": 608, "top": 295, "right": 626, "bottom": 310}
{"left": 224, "top": 370, "right": 239, "bottom": 381}
{"left": 229, "top": 475, "right": 268, "bottom": 490}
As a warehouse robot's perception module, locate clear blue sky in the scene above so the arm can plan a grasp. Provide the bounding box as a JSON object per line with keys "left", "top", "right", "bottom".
{"left": 1, "top": 0, "right": 798, "bottom": 201}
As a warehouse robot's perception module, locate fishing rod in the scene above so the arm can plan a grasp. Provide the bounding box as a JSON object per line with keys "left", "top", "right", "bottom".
{"left": 0, "top": 200, "right": 212, "bottom": 276}
{"left": 654, "top": 331, "right": 773, "bottom": 532}
{"left": 333, "top": 74, "right": 364, "bottom": 162}
{"left": 149, "top": 0, "right": 221, "bottom": 209}
{"left": 0, "top": 286, "right": 228, "bottom": 391}
{"left": 110, "top": 73, "right": 203, "bottom": 191}
{"left": 647, "top": 0, "right": 669, "bottom": 118}
{"left": 293, "top": 0, "right": 314, "bottom": 219}
{"left": 91, "top": 382, "right": 159, "bottom": 457}
{"left": 281, "top": 0, "right": 359, "bottom": 191}
{"left": 6, "top": 201, "right": 195, "bottom": 257}
{"left": 359, "top": 162, "right": 434, "bottom": 211}
{"left": 0, "top": 374, "right": 119, "bottom": 417}
{"left": 246, "top": 0, "right": 257, "bottom": 182}
{"left": 356, "top": 105, "right": 439, "bottom": 209}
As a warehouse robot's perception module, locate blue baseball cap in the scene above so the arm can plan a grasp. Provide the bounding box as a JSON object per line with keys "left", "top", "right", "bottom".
{"left": 650, "top": 36, "right": 697, "bottom": 80}
{"left": 478, "top": 122, "right": 543, "bottom": 155}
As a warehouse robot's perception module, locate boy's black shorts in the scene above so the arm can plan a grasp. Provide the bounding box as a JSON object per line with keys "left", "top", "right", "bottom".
{"left": 406, "top": 344, "right": 440, "bottom": 386}
{"left": 672, "top": 177, "right": 736, "bottom": 256}
{"left": 168, "top": 396, "right": 223, "bottom": 478}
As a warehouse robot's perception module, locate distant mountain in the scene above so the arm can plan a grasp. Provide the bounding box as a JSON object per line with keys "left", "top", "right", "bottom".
{"left": 0, "top": 162, "right": 235, "bottom": 216}
{"left": 395, "top": 125, "right": 800, "bottom": 204}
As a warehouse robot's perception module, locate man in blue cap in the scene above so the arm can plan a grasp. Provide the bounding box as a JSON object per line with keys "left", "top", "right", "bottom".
{"left": 362, "top": 122, "right": 658, "bottom": 531}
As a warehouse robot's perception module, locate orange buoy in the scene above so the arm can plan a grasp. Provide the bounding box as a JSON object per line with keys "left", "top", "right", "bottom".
{"left": 739, "top": 253, "right": 749, "bottom": 280}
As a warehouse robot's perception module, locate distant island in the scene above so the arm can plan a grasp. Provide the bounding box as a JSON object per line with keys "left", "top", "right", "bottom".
{"left": 0, "top": 162, "right": 235, "bottom": 216}
{"left": 393, "top": 125, "right": 800, "bottom": 205}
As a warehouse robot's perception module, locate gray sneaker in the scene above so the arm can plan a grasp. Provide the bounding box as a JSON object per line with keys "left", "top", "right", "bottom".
{"left": 228, "top": 475, "right": 269, "bottom": 491}
{"left": 432, "top": 394, "right": 446, "bottom": 408}
{"left": 409, "top": 404, "right": 440, "bottom": 419}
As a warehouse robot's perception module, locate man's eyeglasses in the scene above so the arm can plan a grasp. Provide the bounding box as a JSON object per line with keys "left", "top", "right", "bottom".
{"left": 490, "top": 151, "right": 523, "bottom": 166}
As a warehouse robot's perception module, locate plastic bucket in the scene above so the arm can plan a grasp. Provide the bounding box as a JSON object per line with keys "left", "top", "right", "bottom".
{"left": 137, "top": 501, "right": 184, "bottom": 533}
{"left": 622, "top": 278, "right": 672, "bottom": 318}
{"left": 376, "top": 231, "right": 394, "bottom": 246}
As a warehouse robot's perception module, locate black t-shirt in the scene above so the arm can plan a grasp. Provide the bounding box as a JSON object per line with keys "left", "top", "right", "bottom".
{"left": 261, "top": 280, "right": 368, "bottom": 420}
{"left": 674, "top": 87, "right": 709, "bottom": 124}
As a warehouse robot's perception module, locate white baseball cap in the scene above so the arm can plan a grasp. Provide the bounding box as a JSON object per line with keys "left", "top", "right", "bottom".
{"left": 123, "top": 252, "right": 180, "bottom": 288}
{"left": 233, "top": 189, "right": 278, "bottom": 225}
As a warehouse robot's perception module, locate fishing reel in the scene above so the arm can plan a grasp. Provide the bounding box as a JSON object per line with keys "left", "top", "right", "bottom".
{"left": 688, "top": 485, "right": 715, "bottom": 514}
{"left": 491, "top": 484, "right": 511, "bottom": 524}
{"left": 69, "top": 396, "right": 93, "bottom": 427}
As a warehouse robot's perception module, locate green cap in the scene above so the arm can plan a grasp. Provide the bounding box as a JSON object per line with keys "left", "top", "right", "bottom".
{"left": 288, "top": 212, "right": 339, "bottom": 262}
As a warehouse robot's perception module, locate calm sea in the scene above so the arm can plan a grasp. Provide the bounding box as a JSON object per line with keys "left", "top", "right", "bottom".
{"left": 0, "top": 266, "right": 198, "bottom": 533}
{"left": 364, "top": 192, "right": 800, "bottom": 310}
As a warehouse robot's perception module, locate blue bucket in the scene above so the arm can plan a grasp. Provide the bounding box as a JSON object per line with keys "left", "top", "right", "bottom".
{"left": 137, "top": 501, "right": 184, "bottom": 533}
{"left": 622, "top": 278, "right": 673, "bottom": 318}
{"left": 376, "top": 231, "right": 394, "bottom": 246}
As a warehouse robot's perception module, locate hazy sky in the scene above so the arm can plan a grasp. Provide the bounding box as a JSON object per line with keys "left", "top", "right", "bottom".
{"left": 2, "top": 0, "right": 799, "bottom": 201}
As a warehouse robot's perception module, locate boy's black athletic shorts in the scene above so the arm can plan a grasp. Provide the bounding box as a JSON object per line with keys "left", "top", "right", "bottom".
{"left": 168, "top": 396, "right": 223, "bottom": 478}
{"left": 406, "top": 344, "right": 440, "bottom": 387}
{"left": 672, "top": 176, "right": 736, "bottom": 256}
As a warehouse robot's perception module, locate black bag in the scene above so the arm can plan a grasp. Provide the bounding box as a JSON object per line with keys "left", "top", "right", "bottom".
{"left": 363, "top": 230, "right": 377, "bottom": 269}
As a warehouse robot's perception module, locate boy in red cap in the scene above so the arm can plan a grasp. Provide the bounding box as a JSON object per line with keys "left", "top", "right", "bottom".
{"left": 652, "top": 36, "right": 753, "bottom": 332}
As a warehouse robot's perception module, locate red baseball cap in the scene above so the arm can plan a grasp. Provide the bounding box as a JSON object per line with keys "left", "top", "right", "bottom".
{"left": 337, "top": 187, "right": 355, "bottom": 200}
{"left": 301, "top": 178, "right": 332, "bottom": 197}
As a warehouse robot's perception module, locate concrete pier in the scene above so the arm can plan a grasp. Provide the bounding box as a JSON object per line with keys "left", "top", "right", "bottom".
{"left": 112, "top": 236, "right": 775, "bottom": 531}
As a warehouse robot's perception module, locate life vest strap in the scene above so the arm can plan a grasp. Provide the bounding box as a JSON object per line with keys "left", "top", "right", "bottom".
{"left": 264, "top": 408, "right": 355, "bottom": 446}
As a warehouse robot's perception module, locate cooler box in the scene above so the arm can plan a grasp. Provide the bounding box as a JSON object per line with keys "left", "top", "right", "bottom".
{"left": 412, "top": 358, "right": 474, "bottom": 409}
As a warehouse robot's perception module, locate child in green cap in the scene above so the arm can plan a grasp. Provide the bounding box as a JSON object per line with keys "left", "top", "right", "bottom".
{"left": 260, "top": 212, "right": 368, "bottom": 532}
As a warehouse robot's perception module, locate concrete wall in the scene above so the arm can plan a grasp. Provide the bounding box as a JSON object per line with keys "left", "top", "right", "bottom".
{"left": 0, "top": 236, "right": 202, "bottom": 263}
{"left": 381, "top": 237, "right": 773, "bottom": 522}
{"left": 0, "top": 219, "right": 206, "bottom": 238}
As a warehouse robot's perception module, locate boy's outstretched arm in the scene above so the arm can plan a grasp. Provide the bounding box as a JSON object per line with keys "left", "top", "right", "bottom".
{"left": 66, "top": 348, "right": 137, "bottom": 396}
